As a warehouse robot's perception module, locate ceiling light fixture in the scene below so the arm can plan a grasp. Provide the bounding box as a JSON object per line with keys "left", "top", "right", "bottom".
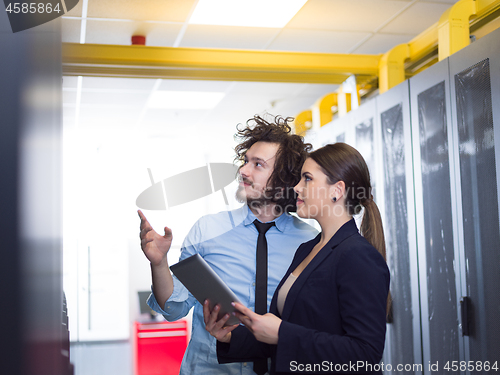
{"left": 189, "top": 0, "right": 308, "bottom": 28}
{"left": 147, "top": 91, "right": 226, "bottom": 109}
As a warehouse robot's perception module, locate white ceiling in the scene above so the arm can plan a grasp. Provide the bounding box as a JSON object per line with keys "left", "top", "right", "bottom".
{"left": 61, "top": 0, "right": 460, "bottom": 165}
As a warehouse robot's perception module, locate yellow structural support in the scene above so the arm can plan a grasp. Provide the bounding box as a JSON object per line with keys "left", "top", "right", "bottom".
{"left": 295, "top": 0, "right": 500, "bottom": 132}
{"left": 61, "top": 43, "right": 381, "bottom": 85}
{"left": 293, "top": 110, "right": 313, "bottom": 136}
{"left": 476, "top": 0, "right": 500, "bottom": 15}
{"left": 337, "top": 92, "right": 352, "bottom": 118}
{"left": 312, "top": 93, "right": 338, "bottom": 128}
{"left": 438, "top": 0, "right": 477, "bottom": 61}
{"left": 378, "top": 44, "right": 411, "bottom": 94}
{"left": 407, "top": 22, "right": 439, "bottom": 64}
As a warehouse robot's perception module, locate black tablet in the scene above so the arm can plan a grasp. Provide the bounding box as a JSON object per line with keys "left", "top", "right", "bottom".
{"left": 170, "top": 254, "right": 241, "bottom": 325}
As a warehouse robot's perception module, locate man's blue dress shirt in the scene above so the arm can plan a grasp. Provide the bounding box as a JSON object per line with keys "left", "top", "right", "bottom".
{"left": 148, "top": 204, "right": 318, "bottom": 375}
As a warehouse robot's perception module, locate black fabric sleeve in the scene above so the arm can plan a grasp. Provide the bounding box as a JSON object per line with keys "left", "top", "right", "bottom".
{"left": 274, "top": 244, "right": 389, "bottom": 373}
{"left": 217, "top": 325, "right": 272, "bottom": 363}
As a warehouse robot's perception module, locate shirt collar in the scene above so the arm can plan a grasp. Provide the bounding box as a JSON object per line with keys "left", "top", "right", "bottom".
{"left": 242, "top": 204, "right": 289, "bottom": 233}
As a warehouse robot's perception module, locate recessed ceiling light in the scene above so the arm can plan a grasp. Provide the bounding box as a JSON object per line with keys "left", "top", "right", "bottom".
{"left": 147, "top": 91, "right": 225, "bottom": 109}
{"left": 189, "top": 0, "right": 308, "bottom": 28}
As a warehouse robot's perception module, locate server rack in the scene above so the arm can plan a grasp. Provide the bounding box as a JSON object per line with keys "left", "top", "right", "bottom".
{"left": 315, "top": 26, "right": 500, "bottom": 375}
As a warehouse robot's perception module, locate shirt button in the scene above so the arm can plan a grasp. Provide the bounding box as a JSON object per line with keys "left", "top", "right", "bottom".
{"left": 243, "top": 362, "right": 247, "bottom": 367}
{"left": 252, "top": 282, "right": 256, "bottom": 286}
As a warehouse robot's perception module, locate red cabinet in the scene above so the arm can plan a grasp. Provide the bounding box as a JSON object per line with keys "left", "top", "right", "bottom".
{"left": 134, "top": 320, "right": 188, "bottom": 375}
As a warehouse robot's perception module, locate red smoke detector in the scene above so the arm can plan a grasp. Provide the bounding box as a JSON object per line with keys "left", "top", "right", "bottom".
{"left": 132, "top": 35, "right": 146, "bottom": 45}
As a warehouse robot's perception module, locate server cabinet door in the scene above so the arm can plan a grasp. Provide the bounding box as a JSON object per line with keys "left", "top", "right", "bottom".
{"left": 409, "top": 58, "right": 462, "bottom": 374}
{"left": 351, "top": 98, "right": 378, "bottom": 190}
{"left": 349, "top": 99, "right": 380, "bottom": 231}
{"left": 448, "top": 27, "right": 500, "bottom": 373}
{"left": 376, "top": 81, "right": 422, "bottom": 374}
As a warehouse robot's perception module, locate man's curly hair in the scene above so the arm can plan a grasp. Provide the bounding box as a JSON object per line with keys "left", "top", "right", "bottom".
{"left": 234, "top": 114, "right": 312, "bottom": 213}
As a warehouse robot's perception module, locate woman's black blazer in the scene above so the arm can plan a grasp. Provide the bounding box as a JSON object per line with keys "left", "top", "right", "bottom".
{"left": 218, "top": 219, "right": 390, "bottom": 374}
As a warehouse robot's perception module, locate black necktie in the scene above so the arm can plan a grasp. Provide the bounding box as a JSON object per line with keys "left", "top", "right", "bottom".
{"left": 253, "top": 219, "right": 275, "bottom": 375}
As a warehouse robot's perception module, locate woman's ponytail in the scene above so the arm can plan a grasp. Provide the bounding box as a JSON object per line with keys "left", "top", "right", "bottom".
{"left": 361, "top": 198, "right": 392, "bottom": 321}
{"left": 360, "top": 197, "right": 386, "bottom": 262}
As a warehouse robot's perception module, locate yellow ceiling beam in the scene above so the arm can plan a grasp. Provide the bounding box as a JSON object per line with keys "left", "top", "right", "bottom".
{"left": 337, "top": 91, "right": 352, "bottom": 118}
{"left": 293, "top": 110, "right": 313, "bottom": 136}
{"left": 378, "top": 0, "right": 500, "bottom": 92}
{"left": 312, "top": 93, "right": 337, "bottom": 128}
{"left": 438, "top": 0, "right": 477, "bottom": 61}
{"left": 407, "top": 22, "right": 439, "bottom": 63}
{"left": 61, "top": 0, "right": 500, "bottom": 99}
{"left": 476, "top": 0, "right": 500, "bottom": 16}
{"left": 378, "top": 44, "right": 411, "bottom": 94}
{"left": 62, "top": 43, "right": 381, "bottom": 84}
{"left": 390, "top": 0, "right": 500, "bottom": 69}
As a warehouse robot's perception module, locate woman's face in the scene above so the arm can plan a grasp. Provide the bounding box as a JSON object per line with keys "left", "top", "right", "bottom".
{"left": 294, "top": 158, "right": 337, "bottom": 219}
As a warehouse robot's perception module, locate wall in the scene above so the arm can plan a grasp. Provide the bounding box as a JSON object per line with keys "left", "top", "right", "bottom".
{"left": 0, "top": 9, "right": 65, "bottom": 375}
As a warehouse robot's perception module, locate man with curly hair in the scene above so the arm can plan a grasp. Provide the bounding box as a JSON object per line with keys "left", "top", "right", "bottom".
{"left": 139, "top": 115, "right": 318, "bottom": 375}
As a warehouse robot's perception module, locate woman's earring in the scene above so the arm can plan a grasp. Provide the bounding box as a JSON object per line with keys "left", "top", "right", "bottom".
{"left": 332, "top": 197, "right": 337, "bottom": 202}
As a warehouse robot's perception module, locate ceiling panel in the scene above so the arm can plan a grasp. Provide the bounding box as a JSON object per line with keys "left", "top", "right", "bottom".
{"left": 229, "top": 81, "right": 310, "bottom": 96}
{"left": 286, "top": 0, "right": 413, "bottom": 32}
{"left": 84, "top": 20, "right": 182, "bottom": 46}
{"left": 82, "top": 77, "right": 156, "bottom": 91}
{"left": 158, "top": 79, "right": 233, "bottom": 92}
{"left": 86, "top": 0, "right": 196, "bottom": 22}
{"left": 64, "top": 0, "right": 83, "bottom": 17}
{"left": 140, "top": 108, "right": 211, "bottom": 131}
{"left": 62, "top": 106, "right": 76, "bottom": 122}
{"left": 271, "top": 97, "right": 319, "bottom": 118}
{"left": 268, "top": 28, "right": 372, "bottom": 53}
{"left": 297, "top": 83, "right": 341, "bottom": 97}
{"left": 179, "top": 25, "right": 279, "bottom": 49}
{"left": 80, "top": 91, "right": 150, "bottom": 108}
{"left": 352, "top": 33, "right": 414, "bottom": 54}
{"left": 63, "top": 90, "right": 78, "bottom": 105}
{"left": 62, "top": 76, "right": 79, "bottom": 89}
{"left": 62, "top": 18, "right": 81, "bottom": 43}
{"left": 380, "top": 2, "right": 455, "bottom": 34}
{"left": 139, "top": 23, "right": 185, "bottom": 47}
{"left": 77, "top": 106, "right": 142, "bottom": 128}
{"left": 203, "top": 93, "right": 279, "bottom": 122}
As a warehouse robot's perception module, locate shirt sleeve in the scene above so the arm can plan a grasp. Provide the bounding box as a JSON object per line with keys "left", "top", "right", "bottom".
{"left": 146, "top": 218, "right": 203, "bottom": 321}
{"left": 274, "top": 244, "right": 390, "bottom": 372}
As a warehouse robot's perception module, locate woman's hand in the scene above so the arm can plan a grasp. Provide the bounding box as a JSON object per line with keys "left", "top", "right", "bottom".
{"left": 233, "top": 302, "right": 282, "bottom": 345}
{"left": 203, "top": 300, "right": 239, "bottom": 343}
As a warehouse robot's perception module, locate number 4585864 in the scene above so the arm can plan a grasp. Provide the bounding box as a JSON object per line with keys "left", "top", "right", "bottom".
{"left": 444, "top": 361, "right": 498, "bottom": 372}
{"left": 6, "top": 3, "right": 62, "bottom": 14}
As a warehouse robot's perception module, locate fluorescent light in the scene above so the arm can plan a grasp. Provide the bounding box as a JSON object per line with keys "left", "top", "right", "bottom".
{"left": 189, "top": 0, "right": 308, "bottom": 28}
{"left": 147, "top": 91, "right": 225, "bottom": 109}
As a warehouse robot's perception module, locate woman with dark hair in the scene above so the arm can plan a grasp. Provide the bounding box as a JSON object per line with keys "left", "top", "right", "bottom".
{"left": 204, "top": 143, "right": 390, "bottom": 374}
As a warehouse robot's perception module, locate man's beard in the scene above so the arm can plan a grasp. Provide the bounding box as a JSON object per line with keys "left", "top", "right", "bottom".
{"left": 235, "top": 183, "right": 275, "bottom": 208}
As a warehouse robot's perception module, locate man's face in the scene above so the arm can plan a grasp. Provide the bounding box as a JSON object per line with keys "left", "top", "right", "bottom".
{"left": 236, "top": 141, "right": 279, "bottom": 204}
